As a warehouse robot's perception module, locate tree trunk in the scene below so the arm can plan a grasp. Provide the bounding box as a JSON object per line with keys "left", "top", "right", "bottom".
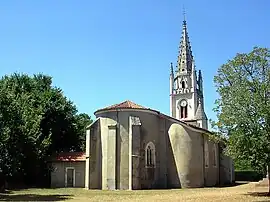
{"left": 0, "top": 174, "right": 6, "bottom": 193}
{"left": 267, "top": 165, "right": 270, "bottom": 196}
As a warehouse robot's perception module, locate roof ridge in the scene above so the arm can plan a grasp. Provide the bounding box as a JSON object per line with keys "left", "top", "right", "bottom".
{"left": 127, "top": 100, "right": 132, "bottom": 108}
{"left": 95, "top": 100, "right": 147, "bottom": 113}
{"left": 94, "top": 101, "right": 213, "bottom": 135}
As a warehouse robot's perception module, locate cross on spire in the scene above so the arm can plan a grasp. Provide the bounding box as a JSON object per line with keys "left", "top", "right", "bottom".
{"left": 183, "top": 5, "right": 186, "bottom": 21}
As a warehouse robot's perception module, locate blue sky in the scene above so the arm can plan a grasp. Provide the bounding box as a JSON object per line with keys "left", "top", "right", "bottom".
{"left": 0, "top": 0, "right": 269, "bottom": 124}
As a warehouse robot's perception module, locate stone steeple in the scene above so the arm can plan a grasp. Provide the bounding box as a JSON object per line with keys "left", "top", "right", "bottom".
{"left": 169, "top": 16, "right": 208, "bottom": 129}
{"left": 177, "top": 19, "right": 193, "bottom": 74}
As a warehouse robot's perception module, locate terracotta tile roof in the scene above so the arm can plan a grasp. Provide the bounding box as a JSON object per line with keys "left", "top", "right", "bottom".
{"left": 93, "top": 100, "right": 214, "bottom": 137}
{"left": 95, "top": 100, "right": 147, "bottom": 113}
{"left": 51, "top": 152, "right": 86, "bottom": 162}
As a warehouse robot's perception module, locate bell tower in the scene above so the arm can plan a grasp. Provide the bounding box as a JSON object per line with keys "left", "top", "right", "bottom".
{"left": 169, "top": 16, "right": 208, "bottom": 129}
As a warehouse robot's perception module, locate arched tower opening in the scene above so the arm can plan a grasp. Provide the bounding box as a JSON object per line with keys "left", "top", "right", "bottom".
{"left": 179, "top": 99, "right": 188, "bottom": 119}
{"left": 181, "top": 81, "right": 185, "bottom": 89}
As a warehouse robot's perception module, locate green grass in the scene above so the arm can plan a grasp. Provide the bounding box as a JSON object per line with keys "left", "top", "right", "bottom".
{"left": 0, "top": 182, "right": 269, "bottom": 201}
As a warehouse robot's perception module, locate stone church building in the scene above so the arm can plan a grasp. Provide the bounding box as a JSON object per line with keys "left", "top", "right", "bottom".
{"left": 50, "top": 19, "right": 234, "bottom": 190}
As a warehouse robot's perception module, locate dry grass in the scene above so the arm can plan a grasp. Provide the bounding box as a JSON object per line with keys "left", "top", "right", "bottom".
{"left": 1, "top": 182, "right": 270, "bottom": 201}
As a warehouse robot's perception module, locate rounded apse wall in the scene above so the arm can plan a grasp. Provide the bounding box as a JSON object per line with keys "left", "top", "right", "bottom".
{"left": 168, "top": 123, "right": 204, "bottom": 188}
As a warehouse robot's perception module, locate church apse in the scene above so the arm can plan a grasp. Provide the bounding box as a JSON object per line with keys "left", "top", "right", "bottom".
{"left": 82, "top": 100, "right": 232, "bottom": 190}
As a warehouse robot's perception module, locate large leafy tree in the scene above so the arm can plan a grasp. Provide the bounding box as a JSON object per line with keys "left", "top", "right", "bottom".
{"left": 213, "top": 47, "right": 270, "bottom": 192}
{"left": 0, "top": 73, "right": 92, "bottom": 188}
{"left": 74, "top": 113, "right": 93, "bottom": 151}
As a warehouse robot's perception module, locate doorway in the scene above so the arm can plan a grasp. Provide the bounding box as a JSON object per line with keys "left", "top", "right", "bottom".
{"left": 65, "top": 167, "right": 75, "bottom": 187}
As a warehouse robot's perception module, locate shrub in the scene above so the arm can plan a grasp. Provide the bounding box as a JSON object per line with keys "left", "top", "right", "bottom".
{"left": 235, "top": 170, "right": 264, "bottom": 182}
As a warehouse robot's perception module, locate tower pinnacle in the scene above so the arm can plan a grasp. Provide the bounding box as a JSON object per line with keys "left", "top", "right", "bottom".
{"left": 198, "top": 70, "right": 203, "bottom": 94}
{"left": 170, "top": 62, "right": 174, "bottom": 75}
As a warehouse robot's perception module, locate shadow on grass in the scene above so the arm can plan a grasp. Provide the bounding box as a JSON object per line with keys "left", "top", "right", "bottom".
{"left": 217, "top": 181, "right": 249, "bottom": 188}
{"left": 0, "top": 190, "right": 12, "bottom": 194}
{"left": 246, "top": 191, "right": 269, "bottom": 197}
{"left": 0, "top": 193, "right": 72, "bottom": 201}
{"left": 242, "top": 192, "right": 270, "bottom": 202}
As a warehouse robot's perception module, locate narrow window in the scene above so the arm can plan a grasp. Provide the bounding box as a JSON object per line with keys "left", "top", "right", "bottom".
{"left": 179, "top": 100, "right": 188, "bottom": 119}
{"left": 181, "top": 81, "right": 185, "bottom": 89}
{"left": 180, "top": 105, "right": 188, "bottom": 118}
{"left": 149, "top": 148, "right": 152, "bottom": 165}
{"left": 146, "top": 146, "right": 151, "bottom": 166}
{"left": 204, "top": 139, "right": 209, "bottom": 168}
{"left": 145, "top": 142, "right": 155, "bottom": 168}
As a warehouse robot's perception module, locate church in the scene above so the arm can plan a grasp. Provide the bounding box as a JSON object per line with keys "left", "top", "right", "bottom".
{"left": 49, "top": 18, "right": 234, "bottom": 190}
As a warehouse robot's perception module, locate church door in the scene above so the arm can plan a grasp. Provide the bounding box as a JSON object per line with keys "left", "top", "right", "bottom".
{"left": 65, "top": 167, "right": 75, "bottom": 187}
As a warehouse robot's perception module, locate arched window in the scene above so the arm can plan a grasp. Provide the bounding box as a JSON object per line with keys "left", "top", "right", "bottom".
{"left": 180, "top": 106, "right": 187, "bottom": 118}
{"left": 145, "top": 142, "right": 156, "bottom": 168}
{"left": 179, "top": 100, "right": 188, "bottom": 119}
{"left": 181, "top": 81, "right": 185, "bottom": 89}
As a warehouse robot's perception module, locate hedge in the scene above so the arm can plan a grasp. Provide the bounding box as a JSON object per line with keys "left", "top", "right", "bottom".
{"left": 235, "top": 170, "right": 264, "bottom": 182}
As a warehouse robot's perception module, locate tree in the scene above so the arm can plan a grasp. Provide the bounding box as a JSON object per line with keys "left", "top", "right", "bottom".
{"left": 213, "top": 47, "right": 270, "bottom": 193}
{"left": 0, "top": 73, "right": 92, "bottom": 188}
{"left": 74, "top": 113, "right": 93, "bottom": 151}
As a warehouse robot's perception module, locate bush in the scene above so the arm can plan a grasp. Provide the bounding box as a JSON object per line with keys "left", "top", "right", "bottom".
{"left": 235, "top": 170, "right": 264, "bottom": 182}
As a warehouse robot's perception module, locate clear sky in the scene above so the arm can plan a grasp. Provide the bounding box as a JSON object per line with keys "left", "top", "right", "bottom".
{"left": 0, "top": 0, "right": 269, "bottom": 124}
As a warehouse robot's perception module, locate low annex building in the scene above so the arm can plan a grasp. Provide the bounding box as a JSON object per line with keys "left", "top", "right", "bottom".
{"left": 50, "top": 152, "right": 86, "bottom": 188}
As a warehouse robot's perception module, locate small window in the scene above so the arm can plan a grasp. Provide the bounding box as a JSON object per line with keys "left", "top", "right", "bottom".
{"left": 145, "top": 142, "right": 156, "bottom": 168}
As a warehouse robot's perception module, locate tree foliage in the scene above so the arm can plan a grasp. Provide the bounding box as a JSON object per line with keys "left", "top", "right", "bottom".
{"left": 213, "top": 47, "right": 270, "bottom": 173}
{"left": 0, "top": 73, "right": 92, "bottom": 186}
{"left": 233, "top": 159, "right": 253, "bottom": 171}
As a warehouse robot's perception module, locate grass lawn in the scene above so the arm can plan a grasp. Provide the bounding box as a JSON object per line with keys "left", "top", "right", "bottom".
{"left": 1, "top": 182, "right": 270, "bottom": 201}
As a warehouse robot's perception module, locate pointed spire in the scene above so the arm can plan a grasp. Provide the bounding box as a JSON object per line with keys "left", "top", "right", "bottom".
{"left": 177, "top": 13, "right": 193, "bottom": 73}
{"left": 170, "top": 62, "right": 174, "bottom": 75}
